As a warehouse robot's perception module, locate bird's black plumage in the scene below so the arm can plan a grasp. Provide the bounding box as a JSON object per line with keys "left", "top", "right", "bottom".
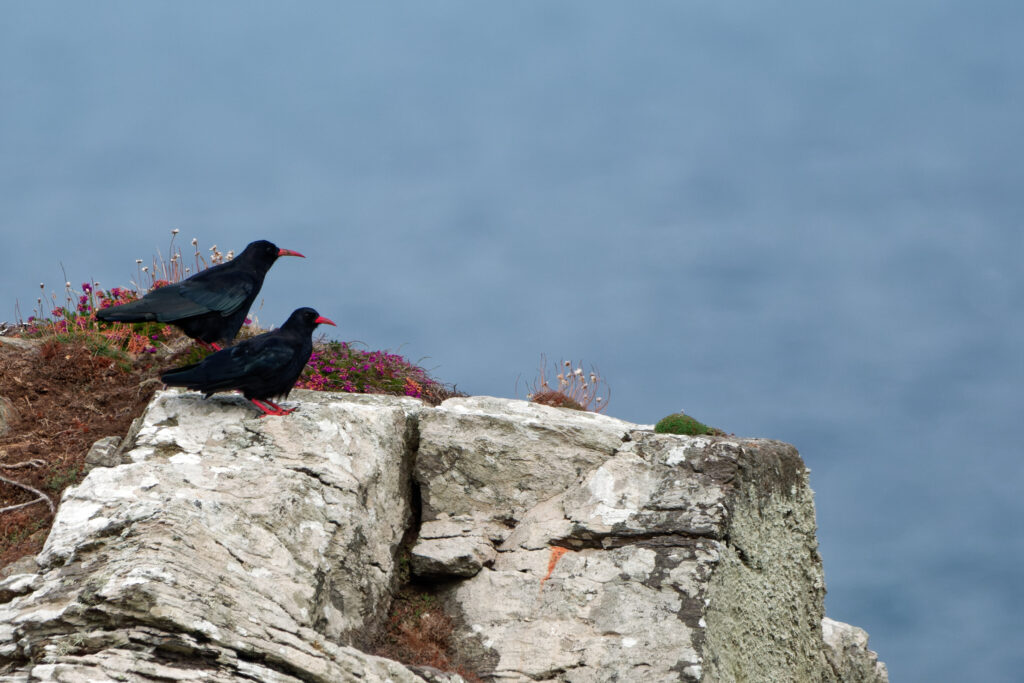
{"left": 160, "top": 307, "right": 336, "bottom": 417}
{"left": 96, "top": 240, "right": 304, "bottom": 347}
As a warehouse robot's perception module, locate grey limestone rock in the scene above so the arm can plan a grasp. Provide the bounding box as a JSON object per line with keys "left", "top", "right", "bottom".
{"left": 0, "top": 390, "right": 884, "bottom": 682}
{"left": 0, "top": 389, "right": 461, "bottom": 683}
{"left": 413, "top": 398, "right": 887, "bottom": 682}
{"left": 0, "top": 396, "right": 16, "bottom": 438}
{"left": 416, "top": 396, "right": 636, "bottom": 527}
{"left": 82, "top": 435, "right": 122, "bottom": 472}
{"left": 823, "top": 617, "right": 889, "bottom": 683}
{"left": 411, "top": 517, "right": 498, "bottom": 578}
{"left": 0, "top": 337, "right": 38, "bottom": 352}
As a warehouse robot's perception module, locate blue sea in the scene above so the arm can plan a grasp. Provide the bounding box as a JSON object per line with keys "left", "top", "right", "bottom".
{"left": 2, "top": 2, "right": 1022, "bottom": 679}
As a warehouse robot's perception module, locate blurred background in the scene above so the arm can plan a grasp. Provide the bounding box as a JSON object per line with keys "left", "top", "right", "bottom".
{"left": 2, "top": 2, "right": 1021, "bottom": 679}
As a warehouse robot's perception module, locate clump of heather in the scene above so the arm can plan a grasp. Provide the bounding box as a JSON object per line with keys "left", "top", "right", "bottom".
{"left": 297, "top": 341, "right": 459, "bottom": 405}
{"left": 24, "top": 281, "right": 179, "bottom": 356}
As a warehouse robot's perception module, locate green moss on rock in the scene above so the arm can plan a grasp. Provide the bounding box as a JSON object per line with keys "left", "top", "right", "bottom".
{"left": 654, "top": 412, "right": 721, "bottom": 436}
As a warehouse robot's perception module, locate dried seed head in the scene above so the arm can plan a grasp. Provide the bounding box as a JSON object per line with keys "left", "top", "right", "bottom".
{"left": 135, "top": 259, "right": 143, "bottom": 264}
{"left": 564, "top": 360, "right": 571, "bottom": 366}
{"left": 65, "top": 282, "right": 71, "bottom": 288}
{"left": 191, "top": 238, "right": 198, "bottom": 246}
{"left": 171, "top": 228, "right": 180, "bottom": 235}
{"left": 39, "top": 283, "right": 44, "bottom": 289}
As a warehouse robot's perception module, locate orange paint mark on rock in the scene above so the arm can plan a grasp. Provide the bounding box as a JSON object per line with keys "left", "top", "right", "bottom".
{"left": 540, "top": 546, "right": 570, "bottom": 590}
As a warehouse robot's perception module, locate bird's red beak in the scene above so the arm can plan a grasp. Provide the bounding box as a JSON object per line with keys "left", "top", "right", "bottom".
{"left": 314, "top": 316, "right": 336, "bottom": 327}
{"left": 277, "top": 248, "right": 305, "bottom": 258}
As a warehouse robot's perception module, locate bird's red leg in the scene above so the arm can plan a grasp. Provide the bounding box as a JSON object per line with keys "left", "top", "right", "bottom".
{"left": 250, "top": 399, "right": 284, "bottom": 418}
{"left": 263, "top": 399, "right": 296, "bottom": 415}
{"left": 197, "top": 341, "right": 222, "bottom": 352}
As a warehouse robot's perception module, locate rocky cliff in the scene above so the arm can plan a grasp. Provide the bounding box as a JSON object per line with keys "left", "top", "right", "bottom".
{"left": 0, "top": 390, "right": 887, "bottom": 682}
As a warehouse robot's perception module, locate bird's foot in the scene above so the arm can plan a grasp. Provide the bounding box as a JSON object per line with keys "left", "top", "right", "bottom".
{"left": 250, "top": 399, "right": 295, "bottom": 418}
{"left": 263, "top": 399, "right": 296, "bottom": 415}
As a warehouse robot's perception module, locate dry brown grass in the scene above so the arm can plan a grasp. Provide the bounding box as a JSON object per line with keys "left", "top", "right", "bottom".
{"left": 372, "top": 587, "right": 482, "bottom": 682}
{"left": 0, "top": 336, "right": 164, "bottom": 567}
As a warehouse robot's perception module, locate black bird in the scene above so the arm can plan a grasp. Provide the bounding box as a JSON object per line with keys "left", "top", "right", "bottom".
{"left": 160, "top": 307, "right": 336, "bottom": 417}
{"left": 96, "top": 240, "right": 304, "bottom": 350}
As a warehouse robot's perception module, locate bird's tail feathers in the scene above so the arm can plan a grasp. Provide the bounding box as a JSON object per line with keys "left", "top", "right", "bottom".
{"left": 95, "top": 300, "right": 160, "bottom": 322}
{"left": 160, "top": 362, "right": 204, "bottom": 387}
{"left": 161, "top": 361, "right": 247, "bottom": 395}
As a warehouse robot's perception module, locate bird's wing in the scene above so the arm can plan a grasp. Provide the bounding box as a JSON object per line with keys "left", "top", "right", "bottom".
{"left": 174, "top": 269, "right": 256, "bottom": 318}
{"left": 225, "top": 334, "right": 296, "bottom": 375}
{"left": 177, "top": 333, "right": 297, "bottom": 392}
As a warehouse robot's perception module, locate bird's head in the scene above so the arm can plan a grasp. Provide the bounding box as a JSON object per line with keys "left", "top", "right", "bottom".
{"left": 286, "top": 307, "right": 337, "bottom": 331}
{"left": 241, "top": 240, "right": 306, "bottom": 266}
